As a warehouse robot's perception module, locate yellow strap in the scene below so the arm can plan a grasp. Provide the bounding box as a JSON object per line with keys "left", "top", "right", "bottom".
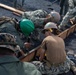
{"left": 49, "top": 28, "right": 53, "bottom": 32}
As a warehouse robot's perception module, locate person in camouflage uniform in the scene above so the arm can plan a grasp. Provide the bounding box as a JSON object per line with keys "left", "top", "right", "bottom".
{"left": 0, "top": 17, "right": 35, "bottom": 53}
{"left": 0, "top": 33, "right": 41, "bottom": 75}
{"left": 59, "top": 0, "right": 76, "bottom": 30}
{"left": 22, "top": 9, "right": 60, "bottom": 28}
{"left": 0, "top": 16, "right": 25, "bottom": 52}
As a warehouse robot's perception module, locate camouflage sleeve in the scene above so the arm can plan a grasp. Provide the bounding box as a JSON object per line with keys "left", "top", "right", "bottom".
{"left": 60, "top": 5, "right": 76, "bottom": 27}
{"left": 22, "top": 10, "right": 48, "bottom": 19}
{"left": 60, "top": 11, "right": 74, "bottom": 27}
{"left": 30, "top": 16, "right": 45, "bottom": 27}
{"left": 22, "top": 12, "right": 30, "bottom": 19}
{"left": 69, "top": 0, "right": 75, "bottom": 9}
{"left": 22, "top": 12, "right": 26, "bottom": 18}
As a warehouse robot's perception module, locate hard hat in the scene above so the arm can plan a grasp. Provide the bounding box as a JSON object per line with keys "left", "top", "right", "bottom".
{"left": 20, "top": 19, "right": 35, "bottom": 36}
{"left": 50, "top": 11, "right": 60, "bottom": 22}
{"left": 0, "top": 33, "right": 18, "bottom": 52}
{"left": 42, "top": 22, "right": 58, "bottom": 33}
{"left": 44, "top": 22, "right": 58, "bottom": 29}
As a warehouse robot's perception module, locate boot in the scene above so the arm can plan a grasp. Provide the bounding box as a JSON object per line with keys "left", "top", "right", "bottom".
{"left": 70, "top": 65, "right": 76, "bottom": 75}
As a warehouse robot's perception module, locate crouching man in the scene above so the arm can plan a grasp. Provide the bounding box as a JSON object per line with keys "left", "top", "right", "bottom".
{"left": 32, "top": 22, "right": 76, "bottom": 75}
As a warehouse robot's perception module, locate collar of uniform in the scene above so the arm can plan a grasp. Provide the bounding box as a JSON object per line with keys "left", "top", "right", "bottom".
{"left": 0, "top": 55, "right": 19, "bottom": 64}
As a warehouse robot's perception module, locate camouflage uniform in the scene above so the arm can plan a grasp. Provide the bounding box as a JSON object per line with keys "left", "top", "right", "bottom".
{"left": 0, "top": 33, "right": 41, "bottom": 75}
{"left": 59, "top": 0, "right": 76, "bottom": 29}
{"left": 32, "top": 57, "right": 76, "bottom": 75}
{"left": 22, "top": 9, "right": 48, "bottom": 27}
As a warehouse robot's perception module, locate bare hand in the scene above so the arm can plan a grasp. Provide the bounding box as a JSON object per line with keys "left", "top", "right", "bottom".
{"left": 24, "top": 42, "right": 31, "bottom": 49}
{"left": 70, "top": 18, "right": 76, "bottom": 24}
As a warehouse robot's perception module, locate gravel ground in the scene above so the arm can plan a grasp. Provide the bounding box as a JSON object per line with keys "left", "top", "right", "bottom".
{"left": 65, "top": 32, "right": 76, "bottom": 55}
{"left": 0, "top": 0, "right": 60, "bottom": 12}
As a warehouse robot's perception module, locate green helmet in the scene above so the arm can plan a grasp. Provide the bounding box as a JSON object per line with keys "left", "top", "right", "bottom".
{"left": 20, "top": 19, "right": 35, "bottom": 36}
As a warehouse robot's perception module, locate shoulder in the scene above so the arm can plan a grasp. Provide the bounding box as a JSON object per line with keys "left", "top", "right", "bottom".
{"left": 55, "top": 36, "right": 64, "bottom": 41}
{"left": 43, "top": 36, "right": 55, "bottom": 41}
{"left": 43, "top": 36, "right": 51, "bottom": 40}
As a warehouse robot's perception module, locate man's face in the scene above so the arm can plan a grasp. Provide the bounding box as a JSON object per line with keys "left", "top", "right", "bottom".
{"left": 43, "top": 29, "right": 50, "bottom": 37}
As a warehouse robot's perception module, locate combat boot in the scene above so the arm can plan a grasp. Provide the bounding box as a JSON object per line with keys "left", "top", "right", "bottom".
{"left": 71, "top": 65, "right": 76, "bottom": 75}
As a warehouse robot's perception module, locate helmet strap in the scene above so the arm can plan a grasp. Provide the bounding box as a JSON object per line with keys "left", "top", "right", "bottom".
{"left": 51, "top": 29, "right": 58, "bottom": 35}
{"left": 49, "top": 28, "right": 53, "bottom": 32}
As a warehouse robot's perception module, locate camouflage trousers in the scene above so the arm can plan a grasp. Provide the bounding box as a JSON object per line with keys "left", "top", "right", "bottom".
{"left": 32, "top": 57, "right": 72, "bottom": 75}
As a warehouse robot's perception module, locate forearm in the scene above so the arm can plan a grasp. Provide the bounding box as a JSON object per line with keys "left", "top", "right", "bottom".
{"left": 30, "top": 17, "right": 48, "bottom": 27}
{"left": 60, "top": 11, "right": 73, "bottom": 26}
